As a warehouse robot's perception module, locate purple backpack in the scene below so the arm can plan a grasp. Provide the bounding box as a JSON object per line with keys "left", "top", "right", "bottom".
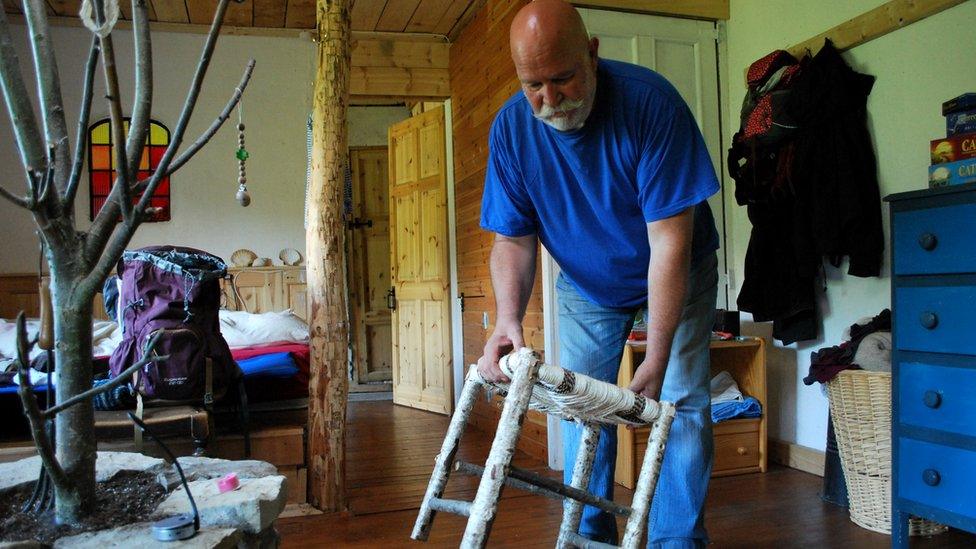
{"left": 109, "top": 246, "right": 240, "bottom": 402}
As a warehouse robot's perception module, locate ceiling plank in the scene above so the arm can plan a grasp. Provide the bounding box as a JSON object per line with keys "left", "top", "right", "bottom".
{"left": 569, "top": 0, "right": 728, "bottom": 21}
{"left": 46, "top": 0, "right": 80, "bottom": 18}
{"left": 351, "top": 0, "right": 387, "bottom": 31}
{"left": 223, "top": 0, "right": 254, "bottom": 27}
{"left": 253, "top": 0, "right": 286, "bottom": 27}
{"left": 284, "top": 0, "right": 315, "bottom": 28}
{"left": 185, "top": 0, "right": 215, "bottom": 24}
{"left": 375, "top": 0, "right": 420, "bottom": 32}
{"left": 151, "top": 0, "right": 188, "bottom": 23}
{"left": 119, "top": 0, "right": 159, "bottom": 21}
{"left": 3, "top": 1, "right": 21, "bottom": 14}
{"left": 405, "top": 0, "right": 453, "bottom": 33}
{"left": 352, "top": 39, "right": 449, "bottom": 68}
{"left": 432, "top": 0, "right": 469, "bottom": 36}
{"left": 447, "top": 0, "right": 484, "bottom": 41}
{"left": 350, "top": 66, "right": 449, "bottom": 97}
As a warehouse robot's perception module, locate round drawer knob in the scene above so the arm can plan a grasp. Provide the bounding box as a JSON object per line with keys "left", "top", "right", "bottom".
{"left": 923, "top": 390, "right": 942, "bottom": 409}
{"left": 923, "top": 469, "right": 941, "bottom": 487}
{"left": 736, "top": 447, "right": 747, "bottom": 456}
{"left": 918, "top": 233, "right": 938, "bottom": 251}
{"left": 919, "top": 312, "right": 939, "bottom": 330}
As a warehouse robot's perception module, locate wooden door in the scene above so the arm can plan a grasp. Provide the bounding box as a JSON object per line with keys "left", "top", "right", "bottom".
{"left": 347, "top": 147, "right": 393, "bottom": 384}
{"left": 388, "top": 106, "right": 453, "bottom": 414}
{"left": 578, "top": 9, "right": 727, "bottom": 308}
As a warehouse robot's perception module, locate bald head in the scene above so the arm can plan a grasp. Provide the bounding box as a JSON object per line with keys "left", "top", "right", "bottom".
{"left": 510, "top": 0, "right": 590, "bottom": 63}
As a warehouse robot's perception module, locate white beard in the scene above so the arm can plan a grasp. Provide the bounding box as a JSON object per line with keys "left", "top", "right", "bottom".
{"left": 533, "top": 96, "right": 592, "bottom": 132}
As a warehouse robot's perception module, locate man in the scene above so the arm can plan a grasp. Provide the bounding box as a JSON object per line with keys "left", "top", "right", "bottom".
{"left": 476, "top": 0, "right": 719, "bottom": 547}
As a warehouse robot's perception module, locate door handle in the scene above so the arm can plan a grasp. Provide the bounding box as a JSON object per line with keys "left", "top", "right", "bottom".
{"left": 387, "top": 287, "right": 397, "bottom": 310}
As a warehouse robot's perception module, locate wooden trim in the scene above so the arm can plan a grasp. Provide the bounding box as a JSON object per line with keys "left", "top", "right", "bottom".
{"left": 570, "top": 0, "right": 728, "bottom": 21}
{"left": 786, "top": 0, "right": 967, "bottom": 58}
{"left": 768, "top": 437, "right": 825, "bottom": 477}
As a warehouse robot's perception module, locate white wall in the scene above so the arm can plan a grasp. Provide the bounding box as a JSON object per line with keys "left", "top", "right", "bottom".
{"left": 724, "top": 0, "right": 976, "bottom": 450}
{"left": 0, "top": 23, "right": 408, "bottom": 274}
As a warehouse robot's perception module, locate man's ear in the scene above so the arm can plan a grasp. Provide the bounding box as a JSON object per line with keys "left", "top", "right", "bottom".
{"left": 588, "top": 36, "right": 599, "bottom": 68}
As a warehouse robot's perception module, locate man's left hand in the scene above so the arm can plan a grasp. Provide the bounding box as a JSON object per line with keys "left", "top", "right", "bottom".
{"left": 628, "top": 357, "right": 666, "bottom": 402}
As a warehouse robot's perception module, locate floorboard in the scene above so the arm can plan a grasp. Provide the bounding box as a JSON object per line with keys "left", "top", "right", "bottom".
{"left": 279, "top": 400, "right": 976, "bottom": 547}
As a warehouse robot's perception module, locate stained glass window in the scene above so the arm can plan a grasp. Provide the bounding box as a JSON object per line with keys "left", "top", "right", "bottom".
{"left": 88, "top": 118, "right": 171, "bottom": 222}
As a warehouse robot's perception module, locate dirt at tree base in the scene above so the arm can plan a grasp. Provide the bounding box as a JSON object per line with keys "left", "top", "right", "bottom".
{"left": 0, "top": 470, "right": 166, "bottom": 545}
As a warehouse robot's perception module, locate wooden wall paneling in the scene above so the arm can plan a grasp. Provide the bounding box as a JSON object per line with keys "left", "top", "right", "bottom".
{"left": 351, "top": 0, "right": 387, "bottom": 30}
{"left": 284, "top": 0, "right": 315, "bottom": 28}
{"left": 405, "top": 0, "right": 454, "bottom": 32}
{"left": 0, "top": 275, "right": 41, "bottom": 320}
{"left": 447, "top": 0, "right": 487, "bottom": 41}
{"left": 149, "top": 0, "right": 189, "bottom": 23}
{"left": 568, "top": 0, "right": 728, "bottom": 21}
{"left": 375, "top": 0, "right": 421, "bottom": 32}
{"left": 350, "top": 66, "right": 450, "bottom": 97}
{"left": 46, "top": 0, "right": 79, "bottom": 17}
{"left": 253, "top": 0, "right": 287, "bottom": 27}
{"left": 351, "top": 39, "right": 450, "bottom": 68}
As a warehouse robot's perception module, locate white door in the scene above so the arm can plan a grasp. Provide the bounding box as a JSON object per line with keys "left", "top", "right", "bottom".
{"left": 543, "top": 10, "right": 728, "bottom": 468}
{"left": 578, "top": 8, "right": 727, "bottom": 309}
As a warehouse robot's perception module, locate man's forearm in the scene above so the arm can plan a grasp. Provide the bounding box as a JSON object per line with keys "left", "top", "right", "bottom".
{"left": 490, "top": 234, "right": 538, "bottom": 324}
{"left": 643, "top": 244, "right": 690, "bottom": 376}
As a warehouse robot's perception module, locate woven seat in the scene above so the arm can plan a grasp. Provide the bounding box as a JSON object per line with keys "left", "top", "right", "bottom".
{"left": 412, "top": 348, "right": 675, "bottom": 548}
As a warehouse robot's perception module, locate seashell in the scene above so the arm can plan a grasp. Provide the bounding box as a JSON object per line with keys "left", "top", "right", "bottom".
{"left": 279, "top": 248, "right": 303, "bottom": 266}
{"left": 251, "top": 257, "right": 272, "bottom": 267}
{"left": 231, "top": 248, "right": 257, "bottom": 267}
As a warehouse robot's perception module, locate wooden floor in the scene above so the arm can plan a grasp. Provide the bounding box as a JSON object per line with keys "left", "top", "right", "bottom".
{"left": 279, "top": 401, "right": 976, "bottom": 548}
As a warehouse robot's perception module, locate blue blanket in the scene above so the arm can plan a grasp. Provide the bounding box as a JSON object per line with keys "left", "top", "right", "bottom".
{"left": 712, "top": 396, "right": 762, "bottom": 423}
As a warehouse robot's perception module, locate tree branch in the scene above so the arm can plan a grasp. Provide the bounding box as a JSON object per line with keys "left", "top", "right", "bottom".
{"left": 131, "top": 59, "right": 255, "bottom": 189}
{"left": 94, "top": 0, "right": 134, "bottom": 225}
{"left": 23, "top": 0, "right": 71, "bottom": 196}
{"left": 41, "top": 333, "right": 166, "bottom": 419}
{"left": 86, "top": 0, "right": 234, "bottom": 274}
{"left": 0, "top": 182, "right": 30, "bottom": 209}
{"left": 123, "top": 0, "right": 152, "bottom": 180}
{"left": 0, "top": 9, "right": 46, "bottom": 172}
{"left": 13, "top": 312, "right": 71, "bottom": 493}
{"left": 134, "top": 0, "right": 232, "bottom": 212}
{"left": 63, "top": 37, "right": 99, "bottom": 210}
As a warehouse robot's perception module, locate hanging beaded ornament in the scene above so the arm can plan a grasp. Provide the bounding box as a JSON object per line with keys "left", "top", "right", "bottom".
{"left": 235, "top": 102, "right": 251, "bottom": 206}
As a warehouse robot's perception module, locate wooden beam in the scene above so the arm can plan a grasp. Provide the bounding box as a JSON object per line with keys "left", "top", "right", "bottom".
{"left": 350, "top": 66, "right": 450, "bottom": 97}
{"left": 308, "top": 0, "right": 352, "bottom": 512}
{"left": 352, "top": 39, "right": 450, "bottom": 68}
{"left": 787, "top": 0, "right": 968, "bottom": 58}
{"left": 569, "top": 0, "right": 728, "bottom": 21}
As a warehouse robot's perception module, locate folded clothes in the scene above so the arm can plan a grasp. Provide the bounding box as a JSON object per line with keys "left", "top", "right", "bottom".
{"left": 712, "top": 396, "right": 762, "bottom": 423}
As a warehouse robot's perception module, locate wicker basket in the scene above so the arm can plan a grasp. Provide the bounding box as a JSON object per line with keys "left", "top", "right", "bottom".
{"left": 826, "top": 370, "right": 946, "bottom": 536}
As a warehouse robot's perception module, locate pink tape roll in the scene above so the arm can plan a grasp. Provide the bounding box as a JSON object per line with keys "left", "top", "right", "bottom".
{"left": 217, "top": 472, "right": 240, "bottom": 493}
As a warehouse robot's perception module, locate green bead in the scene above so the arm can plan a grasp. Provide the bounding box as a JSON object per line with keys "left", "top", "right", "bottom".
{"left": 235, "top": 148, "right": 250, "bottom": 161}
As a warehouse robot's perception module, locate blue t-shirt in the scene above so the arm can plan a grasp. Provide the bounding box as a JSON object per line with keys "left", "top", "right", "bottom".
{"left": 480, "top": 59, "right": 719, "bottom": 308}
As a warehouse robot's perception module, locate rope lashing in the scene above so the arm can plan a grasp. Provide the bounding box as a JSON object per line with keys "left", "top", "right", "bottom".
{"left": 470, "top": 347, "right": 662, "bottom": 426}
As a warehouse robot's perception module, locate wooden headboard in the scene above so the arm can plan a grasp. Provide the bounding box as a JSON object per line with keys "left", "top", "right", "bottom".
{"left": 0, "top": 267, "right": 308, "bottom": 321}
{"left": 0, "top": 275, "right": 108, "bottom": 320}
{"left": 221, "top": 266, "right": 309, "bottom": 321}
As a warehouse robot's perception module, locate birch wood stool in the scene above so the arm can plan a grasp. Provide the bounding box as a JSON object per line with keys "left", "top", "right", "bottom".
{"left": 412, "top": 347, "right": 676, "bottom": 549}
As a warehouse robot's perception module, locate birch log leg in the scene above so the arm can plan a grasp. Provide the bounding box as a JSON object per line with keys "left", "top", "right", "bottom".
{"left": 460, "top": 357, "right": 540, "bottom": 548}
{"left": 411, "top": 367, "right": 483, "bottom": 541}
{"left": 621, "top": 402, "right": 676, "bottom": 549}
{"left": 556, "top": 421, "right": 601, "bottom": 548}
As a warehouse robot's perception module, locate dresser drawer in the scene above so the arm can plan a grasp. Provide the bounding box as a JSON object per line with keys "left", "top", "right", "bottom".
{"left": 713, "top": 419, "right": 761, "bottom": 474}
{"left": 894, "top": 285, "right": 976, "bottom": 354}
{"left": 893, "top": 202, "right": 976, "bottom": 275}
{"left": 898, "top": 438, "right": 976, "bottom": 521}
{"left": 899, "top": 361, "right": 976, "bottom": 436}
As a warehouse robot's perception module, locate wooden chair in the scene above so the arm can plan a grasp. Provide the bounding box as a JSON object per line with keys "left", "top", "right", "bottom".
{"left": 412, "top": 348, "right": 676, "bottom": 548}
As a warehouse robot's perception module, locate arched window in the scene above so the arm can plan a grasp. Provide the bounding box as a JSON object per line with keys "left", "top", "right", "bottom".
{"left": 88, "top": 118, "right": 171, "bottom": 222}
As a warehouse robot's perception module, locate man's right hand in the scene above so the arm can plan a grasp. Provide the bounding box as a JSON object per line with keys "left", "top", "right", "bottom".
{"left": 477, "top": 319, "right": 524, "bottom": 383}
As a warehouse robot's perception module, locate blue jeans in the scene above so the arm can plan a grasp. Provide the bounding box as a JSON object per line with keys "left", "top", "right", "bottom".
{"left": 558, "top": 252, "right": 717, "bottom": 548}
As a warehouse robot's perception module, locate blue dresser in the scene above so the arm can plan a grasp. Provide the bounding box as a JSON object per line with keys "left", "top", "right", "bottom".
{"left": 886, "top": 182, "right": 976, "bottom": 547}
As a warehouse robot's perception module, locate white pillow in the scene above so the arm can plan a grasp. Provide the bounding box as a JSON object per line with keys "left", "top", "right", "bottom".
{"left": 0, "top": 318, "right": 40, "bottom": 361}
{"left": 219, "top": 309, "right": 309, "bottom": 348}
